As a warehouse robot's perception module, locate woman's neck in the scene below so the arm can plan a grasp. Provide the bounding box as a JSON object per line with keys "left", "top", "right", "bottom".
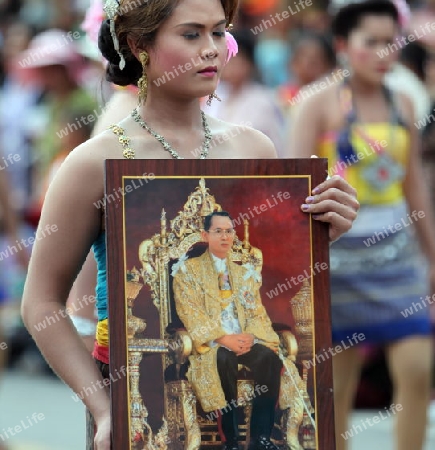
{"left": 348, "top": 76, "right": 384, "bottom": 98}
{"left": 138, "top": 92, "right": 204, "bottom": 132}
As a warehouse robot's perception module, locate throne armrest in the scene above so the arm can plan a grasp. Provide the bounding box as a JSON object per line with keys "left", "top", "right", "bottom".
{"left": 278, "top": 330, "right": 298, "bottom": 362}
{"left": 170, "top": 330, "right": 193, "bottom": 365}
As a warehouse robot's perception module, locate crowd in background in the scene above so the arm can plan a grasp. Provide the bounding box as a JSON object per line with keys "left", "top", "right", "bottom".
{"left": 1, "top": 0, "right": 435, "bottom": 438}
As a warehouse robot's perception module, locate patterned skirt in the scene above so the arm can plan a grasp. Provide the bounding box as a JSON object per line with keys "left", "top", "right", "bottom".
{"left": 329, "top": 225, "right": 432, "bottom": 345}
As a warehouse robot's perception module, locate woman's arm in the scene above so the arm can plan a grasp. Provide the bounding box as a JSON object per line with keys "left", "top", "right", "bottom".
{"left": 285, "top": 94, "right": 323, "bottom": 159}
{"left": 20, "top": 137, "right": 111, "bottom": 448}
{"left": 69, "top": 89, "right": 138, "bottom": 352}
{"left": 286, "top": 91, "right": 359, "bottom": 242}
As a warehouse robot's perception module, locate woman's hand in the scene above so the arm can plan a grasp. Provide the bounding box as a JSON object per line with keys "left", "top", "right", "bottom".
{"left": 301, "top": 175, "right": 359, "bottom": 242}
{"left": 94, "top": 411, "right": 111, "bottom": 450}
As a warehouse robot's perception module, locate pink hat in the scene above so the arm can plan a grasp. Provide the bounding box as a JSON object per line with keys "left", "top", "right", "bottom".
{"left": 13, "top": 29, "right": 85, "bottom": 85}
{"left": 82, "top": 0, "right": 105, "bottom": 45}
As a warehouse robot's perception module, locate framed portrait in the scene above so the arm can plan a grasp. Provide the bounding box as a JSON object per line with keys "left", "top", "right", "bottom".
{"left": 105, "top": 159, "right": 334, "bottom": 450}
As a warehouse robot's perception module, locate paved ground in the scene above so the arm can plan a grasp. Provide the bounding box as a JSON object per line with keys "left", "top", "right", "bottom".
{"left": 0, "top": 369, "right": 434, "bottom": 449}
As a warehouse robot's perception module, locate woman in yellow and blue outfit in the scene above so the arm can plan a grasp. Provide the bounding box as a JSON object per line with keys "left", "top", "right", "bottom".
{"left": 289, "top": 1, "right": 435, "bottom": 450}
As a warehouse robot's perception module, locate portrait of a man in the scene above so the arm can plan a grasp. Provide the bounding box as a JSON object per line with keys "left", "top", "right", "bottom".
{"left": 107, "top": 169, "right": 333, "bottom": 450}
{"left": 172, "top": 211, "right": 284, "bottom": 450}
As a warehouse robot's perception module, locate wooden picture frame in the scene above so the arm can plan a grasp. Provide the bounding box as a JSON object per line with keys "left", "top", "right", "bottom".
{"left": 105, "top": 159, "right": 334, "bottom": 450}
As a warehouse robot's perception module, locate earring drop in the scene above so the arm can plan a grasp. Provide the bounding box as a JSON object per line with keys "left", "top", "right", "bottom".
{"left": 207, "top": 92, "right": 222, "bottom": 107}
{"left": 137, "top": 51, "right": 149, "bottom": 105}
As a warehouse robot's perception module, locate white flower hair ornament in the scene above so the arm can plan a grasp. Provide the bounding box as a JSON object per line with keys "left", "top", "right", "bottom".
{"left": 104, "top": 0, "right": 126, "bottom": 70}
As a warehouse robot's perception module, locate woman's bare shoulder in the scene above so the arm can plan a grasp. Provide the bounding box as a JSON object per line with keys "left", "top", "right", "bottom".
{"left": 292, "top": 83, "right": 342, "bottom": 135}
{"left": 207, "top": 116, "right": 277, "bottom": 159}
{"left": 64, "top": 128, "right": 124, "bottom": 166}
{"left": 294, "top": 83, "right": 338, "bottom": 116}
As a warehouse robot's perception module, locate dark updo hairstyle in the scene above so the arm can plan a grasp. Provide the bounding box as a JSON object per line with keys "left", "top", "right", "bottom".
{"left": 98, "top": 0, "right": 240, "bottom": 86}
{"left": 331, "top": 0, "right": 399, "bottom": 39}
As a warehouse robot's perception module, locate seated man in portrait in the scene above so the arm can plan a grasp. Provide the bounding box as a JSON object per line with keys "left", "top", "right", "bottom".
{"left": 172, "top": 211, "right": 283, "bottom": 450}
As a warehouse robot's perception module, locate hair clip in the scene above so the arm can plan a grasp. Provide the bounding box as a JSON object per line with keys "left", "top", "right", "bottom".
{"left": 104, "top": 0, "right": 126, "bottom": 70}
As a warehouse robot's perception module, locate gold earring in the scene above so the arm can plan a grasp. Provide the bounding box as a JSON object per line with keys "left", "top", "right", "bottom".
{"left": 138, "top": 51, "right": 149, "bottom": 105}
{"left": 206, "top": 92, "right": 222, "bottom": 107}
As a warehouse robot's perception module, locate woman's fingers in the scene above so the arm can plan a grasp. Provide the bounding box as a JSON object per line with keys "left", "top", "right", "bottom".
{"left": 302, "top": 175, "right": 360, "bottom": 242}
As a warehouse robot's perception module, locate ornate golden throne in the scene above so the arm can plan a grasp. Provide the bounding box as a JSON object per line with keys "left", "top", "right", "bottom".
{"left": 125, "top": 179, "right": 315, "bottom": 450}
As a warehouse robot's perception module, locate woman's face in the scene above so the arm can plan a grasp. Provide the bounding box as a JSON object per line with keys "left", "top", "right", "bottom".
{"left": 291, "top": 40, "right": 334, "bottom": 86}
{"left": 343, "top": 14, "right": 399, "bottom": 85}
{"left": 146, "top": 0, "right": 228, "bottom": 100}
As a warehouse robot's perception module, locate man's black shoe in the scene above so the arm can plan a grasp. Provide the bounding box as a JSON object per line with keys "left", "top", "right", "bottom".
{"left": 248, "top": 435, "right": 280, "bottom": 450}
{"left": 222, "top": 439, "right": 240, "bottom": 450}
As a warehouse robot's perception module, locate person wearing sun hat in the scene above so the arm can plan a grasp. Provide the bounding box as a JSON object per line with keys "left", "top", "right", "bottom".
{"left": 14, "top": 28, "right": 98, "bottom": 192}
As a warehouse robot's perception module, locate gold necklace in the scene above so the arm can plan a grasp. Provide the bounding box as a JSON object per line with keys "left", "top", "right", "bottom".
{"left": 131, "top": 108, "right": 212, "bottom": 159}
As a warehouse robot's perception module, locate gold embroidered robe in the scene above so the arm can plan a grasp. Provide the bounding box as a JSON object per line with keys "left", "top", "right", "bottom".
{"left": 172, "top": 250, "right": 280, "bottom": 412}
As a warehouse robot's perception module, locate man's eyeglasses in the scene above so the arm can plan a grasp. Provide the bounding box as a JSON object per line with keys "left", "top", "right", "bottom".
{"left": 206, "top": 228, "right": 235, "bottom": 236}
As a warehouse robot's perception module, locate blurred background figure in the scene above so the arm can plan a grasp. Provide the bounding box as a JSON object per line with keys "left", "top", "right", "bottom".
{"left": 289, "top": 1, "right": 435, "bottom": 449}
{"left": 385, "top": 40, "right": 431, "bottom": 122}
{"left": 0, "top": 5, "right": 104, "bottom": 382}
{"left": 0, "top": 21, "right": 39, "bottom": 220}
{"left": 0, "top": 24, "right": 36, "bottom": 376}
{"left": 406, "top": 1, "right": 435, "bottom": 100}
{"left": 406, "top": 1, "right": 435, "bottom": 337}
{"left": 14, "top": 28, "right": 98, "bottom": 209}
{"left": 298, "top": 0, "right": 332, "bottom": 33}
{"left": 0, "top": 169, "right": 28, "bottom": 366}
{"left": 278, "top": 31, "right": 337, "bottom": 113}
{"left": 251, "top": 0, "right": 294, "bottom": 88}
{"left": 0, "top": 18, "right": 39, "bottom": 387}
